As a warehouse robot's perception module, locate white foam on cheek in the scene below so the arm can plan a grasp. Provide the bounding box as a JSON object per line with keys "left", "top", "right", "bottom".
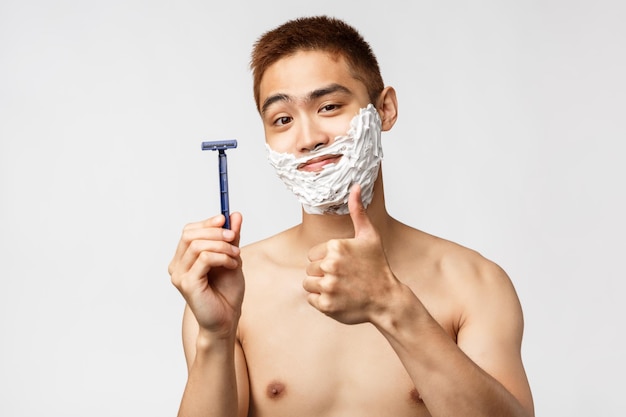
{"left": 266, "top": 104, "right": 383, "bottom": 215}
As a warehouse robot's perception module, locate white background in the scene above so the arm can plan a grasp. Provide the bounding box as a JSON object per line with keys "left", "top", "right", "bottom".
{"left": 1, "top": 1, "right": 624, "bottom": 416}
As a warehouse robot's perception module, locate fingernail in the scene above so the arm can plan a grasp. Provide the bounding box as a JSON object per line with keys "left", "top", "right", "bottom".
{"left": 222, "top": 229, "right": 235, "bottom": 240}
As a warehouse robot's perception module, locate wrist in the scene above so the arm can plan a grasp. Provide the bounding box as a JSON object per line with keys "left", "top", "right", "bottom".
{"left": 195, "top": 328, "right": 237, "bottom": 355}
{"left": 371, "top": 282, "right": 428, "bottom": 336}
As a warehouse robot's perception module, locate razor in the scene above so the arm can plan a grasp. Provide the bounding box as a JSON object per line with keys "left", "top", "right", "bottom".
{"left": 201, "top": 139, "right": 238, "bottom": 229}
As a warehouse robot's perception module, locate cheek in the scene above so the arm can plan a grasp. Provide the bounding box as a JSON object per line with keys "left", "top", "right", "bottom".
{"left": 321, "top": 115, "right": 353, "bottom": 140}
{"left": 265, "top": 132, "right": 293, "bottom": 154}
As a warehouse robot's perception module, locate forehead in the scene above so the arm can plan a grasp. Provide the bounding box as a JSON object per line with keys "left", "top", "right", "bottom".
{"left": 259, "top": 50, "right": 362, "bottom": 103}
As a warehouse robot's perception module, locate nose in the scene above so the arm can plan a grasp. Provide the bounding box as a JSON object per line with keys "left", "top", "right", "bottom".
{"left": 296, "top": 118, "right": 330, "bottom": 154}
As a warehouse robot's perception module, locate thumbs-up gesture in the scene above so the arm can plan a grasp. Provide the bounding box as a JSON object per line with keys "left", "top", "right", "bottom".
{"left": 304, "top": 185, "right": 401, "bottom": 325}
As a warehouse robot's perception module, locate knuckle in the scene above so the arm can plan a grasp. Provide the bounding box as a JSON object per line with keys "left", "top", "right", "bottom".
{"left": 198, "top": 250, "right": 213, "bottom": 264}
{"left": 319, "top": 276, "right": 337, "bottom": 293}
{"left": 327, "top": 239, "right": 342, "bottom": 252}
{"left": 188, "top": 239, "right": 204, "bottom": 254}
{"left": 170, "top": 272, "right": 182, "bottom": 289}
{"left": 182, "top": 221, "right": 196, "bottom": 232}
{"left": 182, "top": 227, "right": 196, "bottom": 244}
{"left": 321, "top": 258, "right": 340, "bottom": 274}
{"left": 178, "top": 274, "right": 193, "bottom": 293}
{"left": 181, "top": 223, "right": 193, "bottom": 237}
{"left": 317, "top": 296, "right": 335, "bottom": 313}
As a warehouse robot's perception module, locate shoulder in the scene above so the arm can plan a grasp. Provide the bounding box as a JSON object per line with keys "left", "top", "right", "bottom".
{"left": 414, "top": 234, "right": 533, "bottom": 415}
{"left": 407, "top": 229, "right": 526, "bottom": 350}
{"left": 437, "top": 238, "right": 510, "bottom": 290}
{"left": 394, "top": 222, "right": 507, "bottom": 285}
{"left": 403, "top": 225, "right": 511, "bottom": 290}
{"left": 426, "top": 236, "right": 524, "bottom": 339}
{"left": 434, "top": 235, "right": 519, "bottom": 314}
{"left": 395, "top": 224, "right": 521, "bottom": 324}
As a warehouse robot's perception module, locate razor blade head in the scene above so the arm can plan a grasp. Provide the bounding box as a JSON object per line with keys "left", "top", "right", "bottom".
{"left": 201, "top": 139, "right": 238, "bottom": 151}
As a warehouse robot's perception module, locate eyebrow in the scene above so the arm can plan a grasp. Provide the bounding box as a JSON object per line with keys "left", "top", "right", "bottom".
{"left": 261, "top": 83, "right": 353, "bottom": 115}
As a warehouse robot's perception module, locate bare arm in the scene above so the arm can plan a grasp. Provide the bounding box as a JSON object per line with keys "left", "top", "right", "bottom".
{"left": 179, "top": 305, "right": 249, "bottom": 417}
{"left": 374, "top": 264, "right": 534, "bottom": 417}
{"left": 304, "top": 186, "right": 534, "bottom": 417}
{"left": 169, "top": 213, "right": 249, "bottom": 417}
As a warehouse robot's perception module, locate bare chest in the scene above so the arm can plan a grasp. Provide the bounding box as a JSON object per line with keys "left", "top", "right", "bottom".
{"left": 239, "top": 269, "right": 437, "bottom": 417}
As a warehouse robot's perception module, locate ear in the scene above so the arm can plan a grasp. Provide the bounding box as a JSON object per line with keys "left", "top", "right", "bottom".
{"left": 376, "top": 86, "right": 398, "bottom": 131}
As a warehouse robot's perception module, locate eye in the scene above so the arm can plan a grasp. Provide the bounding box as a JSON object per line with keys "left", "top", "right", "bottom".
{"left": 274, "top": 116, "right": 292, "bottom": 126}
{"left": 320, "top": 104, "right": 340, "bottom": 113}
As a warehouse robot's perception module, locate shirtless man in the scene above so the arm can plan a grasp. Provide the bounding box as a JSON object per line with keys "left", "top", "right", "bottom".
{"left": 169, "top": 16, "right": 534, "bottom": 417}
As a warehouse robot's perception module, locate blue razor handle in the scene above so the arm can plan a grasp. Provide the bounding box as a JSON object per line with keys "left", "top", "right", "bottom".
{"left": 201, "top": 139, "right": 238, "bottom": 229}
{"left": 218, "top": 149, "right": 230, "bottom": 229}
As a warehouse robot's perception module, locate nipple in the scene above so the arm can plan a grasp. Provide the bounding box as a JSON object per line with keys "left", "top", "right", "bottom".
{"left": 266, "top": 381, "right": 286, "bottom": 399}
{"left": 409, "top": 388, "right": 424, "bottom": 404}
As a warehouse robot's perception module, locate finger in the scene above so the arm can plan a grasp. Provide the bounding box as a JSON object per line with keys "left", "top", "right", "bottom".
{"left": 306, "top": 292, "right": 321, "bottom": 310}
{"left": 170, "top": 227, "right": 233, "bottom": 272}
{"left": 305, "top": 259, "right": 323, "bottom": 277}
{"left": 229, "top": 212, "right": 243, "bottom": 247}
{"left": 348, "top": 184, "right": 375, "bottom": 239}
{"left": 302, "top": 274, "right": 322, "bottom": 294}
{"left": 188, "top": 249, "right": 240, "bottom": 279}
{"left": 307, "top": 242, "right": 328, "bottom": 262}
{"left": 179, "top": 238, "right": 241, "bottom": 275}
{"left": 202, "top": 214, "right": 229, "bottom": 228}
{"left": 306, "top": 292, "right": 334, "bottom": 316}
{"left": 170, "top": 215, "right": 228, "bottom": 268}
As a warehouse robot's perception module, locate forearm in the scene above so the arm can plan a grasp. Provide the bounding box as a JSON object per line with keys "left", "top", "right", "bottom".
{"left": 178, "top": 334, "right": 239, "bottom": 417}
{"left": 374, "top": 285, "right": 532, "bottom": 417}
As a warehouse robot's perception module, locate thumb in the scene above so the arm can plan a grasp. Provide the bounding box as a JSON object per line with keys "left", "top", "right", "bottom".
{"left": 229, "top": 212, "right": 243, "bottom": 247}
{"left": 348, "top": 184, "right": 375, "bottom": 239}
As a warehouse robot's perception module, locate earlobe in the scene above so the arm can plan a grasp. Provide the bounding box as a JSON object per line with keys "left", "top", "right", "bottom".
{"left": 376, "top": 86, "right": 398, "bottom": 131}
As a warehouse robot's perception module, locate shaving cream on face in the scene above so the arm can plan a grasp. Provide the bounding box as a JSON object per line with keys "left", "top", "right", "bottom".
{"left": 266, "top": 104, "right": 383, "bottom": 215}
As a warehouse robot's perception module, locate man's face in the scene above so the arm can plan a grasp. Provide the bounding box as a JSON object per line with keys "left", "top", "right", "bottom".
{"left": 258, "top": 50, "right": 372, "bottom": 170}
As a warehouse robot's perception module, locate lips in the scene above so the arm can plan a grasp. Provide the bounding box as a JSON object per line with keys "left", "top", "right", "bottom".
{"left": 298, "top": 154, "right": 342, "bottom": 172}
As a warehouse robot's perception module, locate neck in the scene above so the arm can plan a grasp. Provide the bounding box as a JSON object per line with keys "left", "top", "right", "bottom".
{"left": 294, "top": 174, "right": 393, "bottom": 246}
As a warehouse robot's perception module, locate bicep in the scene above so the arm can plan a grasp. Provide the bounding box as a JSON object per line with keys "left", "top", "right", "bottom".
{"left": 181, "top": 304, "right": 250, "bottom": 417}
{"left": 456, "top": 268, "right": 534, "bottom": 415}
